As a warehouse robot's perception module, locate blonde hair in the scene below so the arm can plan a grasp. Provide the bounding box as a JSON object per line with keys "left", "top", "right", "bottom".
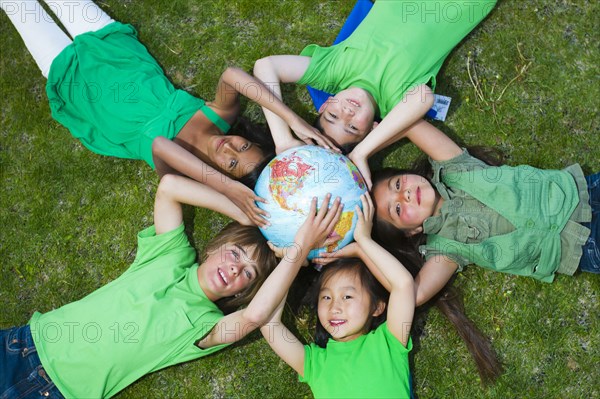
{"left": 202, "top": 222, "right": 277, "bottom": 314}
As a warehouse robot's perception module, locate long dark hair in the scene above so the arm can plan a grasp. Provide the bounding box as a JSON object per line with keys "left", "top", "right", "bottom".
{"left": 434, "top": 287, "right": 503, "bottom": 383}
{"left": 310, "top": 258, "right": 388, "bottom": 348}
{"left": 371, "top": 146, "right": 505, "bottom": 383}
{"left": 231, "top": 116, "right": 275, "bottom": 188}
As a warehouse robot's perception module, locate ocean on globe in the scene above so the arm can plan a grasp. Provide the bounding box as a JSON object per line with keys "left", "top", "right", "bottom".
{"left": 254, "top": 145, "right": 367, "bottom": 260}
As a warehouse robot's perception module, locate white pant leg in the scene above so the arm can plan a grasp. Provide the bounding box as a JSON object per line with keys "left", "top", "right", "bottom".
{"left": 1, "top": 0, "right": 72, "bottom": 78}
{"left": 41, "top": 0, "right": 114, "bottom": 38}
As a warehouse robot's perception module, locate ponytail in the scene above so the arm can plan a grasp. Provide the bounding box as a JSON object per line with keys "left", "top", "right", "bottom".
{"left": 433, "top": 287, "right": 503, "bottom": 383}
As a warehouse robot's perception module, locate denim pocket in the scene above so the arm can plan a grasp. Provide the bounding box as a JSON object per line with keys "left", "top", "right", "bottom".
{"left": 580, "top": 237, "right": 600, "bottom": 273}
{"left": 4, "top": 326, "right": 36, "bottom": 357}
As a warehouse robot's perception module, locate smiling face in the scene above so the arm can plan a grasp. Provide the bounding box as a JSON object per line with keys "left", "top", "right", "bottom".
{"left": 318, "top": 87, "right": 377, "bottom": 147}
{"left": 197, "top": 242, "right": 259, "bottom": 302}
{"left": 372, "top": 173, "right": 441, "bottom": 235}
{"left": 317, "top": 270, "right": 383, "bottom": 342}
{"left": 207, "top": 135, "right": 265, "bottom": 179}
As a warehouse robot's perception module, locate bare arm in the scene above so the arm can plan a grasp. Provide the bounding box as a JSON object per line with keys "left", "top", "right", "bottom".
{"left": 215, "top": 66, "right": 335, "bottom": 153}
{"left": 353, "top": 194, "right": 415, "bottom": 346}
{"left": 314, "top": 235, "right": 458, "bottom": 308}
{"left": 252, "top": 56, "right": 309, "bottom": 152}
{"left": 153, "top": 174, "right": 251, "bottom": 234}
{"left": 403, "top": 119, "right": 463, "bottom": 162}
{"left": 414, "top": 255, "right": 458, "bottom": 306}
{"left": 353, "top": 118, "right": 463, "bottom": 165}
{"left": 216, "top": 66, "right": 299, "bottom": 127}
{"left": 152, "top": 137, "right": 269, "bottom": 227}
{"left": 260, "top": 297, "right": 306, "bottom": 376}
{"left": 153, "top": 137, "right": 231, "bottom": 189}
{"left": 349, "top": 85, "right": 435, "bottom": 187}
{"left": 352, "top": 85, "right": 435, "bottom": 159}
{"left": 199, "top": 195, "right": 343, "bottom": 348}
{"left": 332, "top": 242, "right": 460, "bottom": 308}
{"left": 253, "top": 56, "right": 338, "bottom": 153}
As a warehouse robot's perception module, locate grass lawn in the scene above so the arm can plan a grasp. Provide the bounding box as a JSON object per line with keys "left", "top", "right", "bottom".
{"left": 1, "top": 0, "right": 598, "bottom": 398}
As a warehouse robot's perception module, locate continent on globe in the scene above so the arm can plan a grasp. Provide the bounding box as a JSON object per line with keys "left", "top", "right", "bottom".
{"left": 254, "top": 145, "right": 367, "bottom": 261}
{"left": 269, "top": 154, "right": 314, "bottom": 212}
{"left": 341, "top": 157, "right": 367, "bottom": 190}
{"left": 326, "top": 211, "right": 354, "bottom": 252}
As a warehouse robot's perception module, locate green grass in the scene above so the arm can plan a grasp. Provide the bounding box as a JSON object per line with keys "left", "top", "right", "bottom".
{"left": 1, "top": 0, "right": 599, "bottom": 398}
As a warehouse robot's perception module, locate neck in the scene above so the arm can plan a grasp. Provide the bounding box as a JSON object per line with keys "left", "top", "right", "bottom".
{"left": 176, "top": 111, "right": 222, "bottom": 158}
{"left": 196, "top": 267, "right": 219, "bottom": 303}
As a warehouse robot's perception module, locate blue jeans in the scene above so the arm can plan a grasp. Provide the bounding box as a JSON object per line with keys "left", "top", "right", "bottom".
{"left": 579, "top": 172, "right": 600, "bottom": 273}
{"left": 0, "top": 325, "right": 63, "bottom": 399}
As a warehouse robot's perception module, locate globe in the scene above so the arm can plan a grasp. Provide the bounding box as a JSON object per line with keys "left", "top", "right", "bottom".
{"left": 254, "top": 145, "right": 368, "bottom": 260}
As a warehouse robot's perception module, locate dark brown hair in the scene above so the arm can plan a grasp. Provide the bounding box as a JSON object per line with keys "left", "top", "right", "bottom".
{"left": 434, "top": 287, "right": 503, "bottom": 383}
{"left": 313, "top": 114, "right": 360, "bottom": 155}
{"left": 202, "top": 222, "right": 277, "bottom": 314}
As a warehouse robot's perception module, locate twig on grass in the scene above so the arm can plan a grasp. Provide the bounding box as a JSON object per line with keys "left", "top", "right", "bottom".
{"left": 496, "top": 42, "right": 532, "bottom": 103}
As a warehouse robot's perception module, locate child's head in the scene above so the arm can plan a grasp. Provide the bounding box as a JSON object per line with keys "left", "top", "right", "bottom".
{"left": 228, "top": 117, "right": 276, "bottom": 188}
{"left": 312, "top": 258, "right": 388, "bottom": 347}
{"left": 200, "top": 222, "right": 277, "bottom": 313}
{"left": 316, "top": 87, "right": 379, "bottom": 148}
{"left": 208, "top": 135, "right": 274, "bottom": 186}
{"left": 372, "top": 167, "right": 439, "bottom": 238}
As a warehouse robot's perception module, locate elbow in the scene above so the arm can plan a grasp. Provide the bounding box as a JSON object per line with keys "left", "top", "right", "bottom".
{"left": 415, "top": 280, "right": 436, "bottom": 307}
{"left": 247, "top": 308, "right": 270, "bottom": 326}
{"left": 415, "top": 289, "right": 428, "bottom": 307}
{"left": 223, "top": 66, "right": 242, "bottom": 79}
{"left": 151, "top": 136, "right": 168, "bottom": 157}
{"left": 156, "top": 174, "right": 179, "bottom": 198}
{"left": 397, "top": 277, "right": 416, "bottom": 302}
{"left": 242, "top": 304, "right": 274, "bottom": 327}
{"left": 414, "top": 279, "right": 441, "bottom": 307}
{"left": 414, "top": 276, "right": 430, "bottom": 307}
{"left": 253, "top": 57, "right": 271, "bottom": 78}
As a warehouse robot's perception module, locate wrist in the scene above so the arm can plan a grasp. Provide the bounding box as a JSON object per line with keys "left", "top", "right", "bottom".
{"left": 354, "top": 234, "right": 372, "bottom": 246}
{"left": 288, "top": 239, "right": 311, "bottom": 262}
{"left": 220, "top": 180, "right": 240, "bottom": 195}
{"left": 283, "top": 114, "right": 299, "bottom": 128}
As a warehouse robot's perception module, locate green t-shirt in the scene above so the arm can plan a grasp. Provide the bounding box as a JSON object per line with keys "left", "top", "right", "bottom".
{"left": 29, "top": 224, "right": 228, "bottom": 398}
{"left": 298, "top": 1, "right": 496, "bottom": 117}
{"left": 301, "top": 322, "right": 412, "bottom": 399}
{"left": 47, "top": 22, "right": 230, "bottom": 169}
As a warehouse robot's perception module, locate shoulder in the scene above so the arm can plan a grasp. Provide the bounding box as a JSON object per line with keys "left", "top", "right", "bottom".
{"left": 429, "top": 148, "right": 490, "bottom": 186}
{"left": 297, "top": 45, "right": 340, "bottom": 88}
{"left": 377, "top": 322, "right": 411, "bottom": 347}
{"left": 131, "top": 224, "right": 195, "bottom": 270}
{"left": 299, "top": 43, "right": 322, "bottom": 58}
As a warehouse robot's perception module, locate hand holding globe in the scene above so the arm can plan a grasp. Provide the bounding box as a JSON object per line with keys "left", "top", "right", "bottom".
{"left": 254, "top": 145, "right": 368, "bottom": 261}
